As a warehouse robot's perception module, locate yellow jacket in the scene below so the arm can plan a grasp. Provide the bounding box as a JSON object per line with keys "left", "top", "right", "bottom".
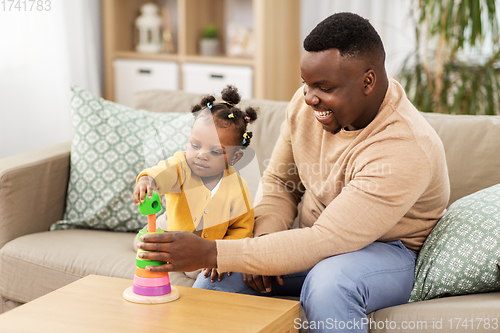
{"left": 137, "top": 152, "right": 254, "bottom": 241}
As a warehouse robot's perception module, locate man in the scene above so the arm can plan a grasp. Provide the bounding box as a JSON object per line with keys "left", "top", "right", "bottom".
{"left": 137, "top": 13, "right": 450, "bottom": 332}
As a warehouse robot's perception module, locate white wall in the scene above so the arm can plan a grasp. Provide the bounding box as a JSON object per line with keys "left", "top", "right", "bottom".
{"left": 0, "top": 0, "right": 101, "bottom": 159}
{"left": 300, "top": 0, "right": 415, "bottom": 78}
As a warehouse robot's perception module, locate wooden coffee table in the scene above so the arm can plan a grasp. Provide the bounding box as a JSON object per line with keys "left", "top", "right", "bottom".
{"left": 0, "top": 275, "right": 299, "bottom": 332}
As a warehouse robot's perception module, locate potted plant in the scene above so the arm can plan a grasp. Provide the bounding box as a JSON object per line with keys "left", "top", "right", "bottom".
{"left": 398, "top": 0, "right": 500, "bottom": 115}
{"left": 199, "top": 24, "right": 220, "bottom": 56}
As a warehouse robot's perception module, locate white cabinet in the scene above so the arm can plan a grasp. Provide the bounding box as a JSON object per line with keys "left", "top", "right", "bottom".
{"left": 182, "top": 63, "right": 253, "bottom": 99}
{"left": 113, "top": 59, "right": 179, "bottom": 107}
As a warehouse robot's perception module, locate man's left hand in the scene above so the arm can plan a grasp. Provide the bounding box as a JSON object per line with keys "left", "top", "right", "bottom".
{"left": 203, "top": 268, "right": 232, "bottom": 282}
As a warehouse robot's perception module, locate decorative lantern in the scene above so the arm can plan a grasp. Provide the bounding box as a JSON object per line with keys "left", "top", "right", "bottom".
{"left": 135, "top": 3, "right": 163, "bottom": 54}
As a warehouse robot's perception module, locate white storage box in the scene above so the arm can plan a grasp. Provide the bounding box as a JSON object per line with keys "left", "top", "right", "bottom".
{"left": 182, "top": 63, "right": 253, "bottom": 99}
{"left": 113, "top": 59, "right": 179, "bottom": 107}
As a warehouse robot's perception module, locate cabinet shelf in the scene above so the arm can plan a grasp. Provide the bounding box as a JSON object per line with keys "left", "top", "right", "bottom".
{"left": 184, "top": 55, "right": 254, "bottom": 67}
{"left": 115, "top": 51, "right": 254, "bottom": 67}
{"left": 115, "top": 51, "right": 180, "bottom": 62}
{"left": 103, "top": 0, "right": 301, "bottom": 102}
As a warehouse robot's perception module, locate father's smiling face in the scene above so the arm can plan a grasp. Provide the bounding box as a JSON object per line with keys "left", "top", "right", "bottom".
{"left": 300, "top": 48, "right": 378, "bottom": 134}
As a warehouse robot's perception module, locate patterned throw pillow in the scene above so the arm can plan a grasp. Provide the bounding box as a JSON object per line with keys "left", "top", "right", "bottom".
{"left": 50, "top": 85, "right": 193, "bottom": 232}
{"left": 409, "top": 183, "right": 500, "bottom": 302}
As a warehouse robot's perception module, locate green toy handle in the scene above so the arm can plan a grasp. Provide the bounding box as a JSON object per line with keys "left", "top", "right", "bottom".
{"left": 139, "top": 190, "right": 161, "bottom": 216}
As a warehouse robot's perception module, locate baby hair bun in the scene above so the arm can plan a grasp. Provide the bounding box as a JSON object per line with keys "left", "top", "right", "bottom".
{"left": 243, "top": 106, "right": 258, "bottom": 124}
{"left": 191, "top": 95, "right": 216, "bottom": 113}
{"left": 221, "top": 85, "right": 241, "bottom": 106}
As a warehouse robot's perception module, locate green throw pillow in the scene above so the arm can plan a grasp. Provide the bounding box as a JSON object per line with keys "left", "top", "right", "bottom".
{"left": 50, "top": 85, "right": 193, "bottom": 232}
{"left": 409, "top": 183, "right": 500, "bottom": 302}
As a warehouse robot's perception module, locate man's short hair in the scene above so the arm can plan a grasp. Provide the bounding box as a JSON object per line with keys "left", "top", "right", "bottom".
{"left": 304, "top": 12, "right": 385, "bottom": 60}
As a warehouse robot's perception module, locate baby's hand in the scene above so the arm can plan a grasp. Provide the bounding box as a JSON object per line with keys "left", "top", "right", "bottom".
{"left": 203, "top": 268, "right": 231, "bottom": 282}
{"left": 133, "top": 176, "right": 160, "bottom": 206}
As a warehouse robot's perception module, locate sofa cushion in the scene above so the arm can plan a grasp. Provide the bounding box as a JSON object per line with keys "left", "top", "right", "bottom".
{"left": 409, "top": 183, "right": 500, "bottom": 302}
{"left": 134, "top": 89, "right": 203, "bottom": 115}
{"left": 421, "top": 113, "right": 500, "bottom": 206}
{"left": 0, "top": 230, "right": 135, "bottom": 303}
{"left": 51, "top": 85, "right": 193, "bottom": 232}
{"left": 369, "top": 292, "right": 500, "bottom": 332}
{"left": 0, "top": 229, "right": 194, "bottom": 304}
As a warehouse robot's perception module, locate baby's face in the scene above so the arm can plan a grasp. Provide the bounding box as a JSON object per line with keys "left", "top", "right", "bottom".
{"left": 186, "top": 119, "right": 240, "bottom": 181}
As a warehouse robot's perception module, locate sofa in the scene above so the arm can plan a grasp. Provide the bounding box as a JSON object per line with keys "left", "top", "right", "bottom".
{"left": 1, "top": 88, "right": 500, "bottom": 332}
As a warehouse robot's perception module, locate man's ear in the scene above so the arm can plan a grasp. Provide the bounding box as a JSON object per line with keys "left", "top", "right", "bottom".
{"left": 230, "top": 150, "right": 244, "bottom": 166}
{"left": 363, "top": 69, "right": 376, "bottom": 96}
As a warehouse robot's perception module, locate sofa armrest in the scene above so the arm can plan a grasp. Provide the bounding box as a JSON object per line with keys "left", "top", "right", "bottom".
{"left": 0, "top": 142, "right": 71, "bottom": 249}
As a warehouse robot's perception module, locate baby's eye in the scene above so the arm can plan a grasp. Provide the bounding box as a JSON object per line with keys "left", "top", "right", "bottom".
{"left": 211, "top": 150, "right": 223, "bottom": 155}
{"left": 191, "top": 143, "right": 200, "bottom": 149}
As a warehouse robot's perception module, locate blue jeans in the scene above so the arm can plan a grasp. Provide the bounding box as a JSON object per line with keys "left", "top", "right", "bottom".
{"left": 193, "top": 241, "right": 416, "bottom": 332}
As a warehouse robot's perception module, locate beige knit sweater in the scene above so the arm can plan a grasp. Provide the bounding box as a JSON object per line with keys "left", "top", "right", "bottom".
{"left": 216, "top": 78, "right": 450, "bottom": 276}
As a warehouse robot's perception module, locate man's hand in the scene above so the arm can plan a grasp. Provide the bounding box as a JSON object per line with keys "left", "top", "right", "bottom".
{"left": 137, "top": 231, "right": 217, "bottom": 272}
{"left": 203, "top": 268, "right": 232, "bottom": 282}
{"left": 243, "top": 274, "right": 284, "bottom": 293}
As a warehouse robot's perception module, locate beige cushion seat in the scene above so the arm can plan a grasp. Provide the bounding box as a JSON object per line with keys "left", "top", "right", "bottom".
{"left": 368, "top": 292, "right": 500, "bottom": 332}
{"left": 0, "top": 230, "right": 136, "bottom": 303}
{"left": 0, "top": 230, "right": 197, "bottom": 304}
